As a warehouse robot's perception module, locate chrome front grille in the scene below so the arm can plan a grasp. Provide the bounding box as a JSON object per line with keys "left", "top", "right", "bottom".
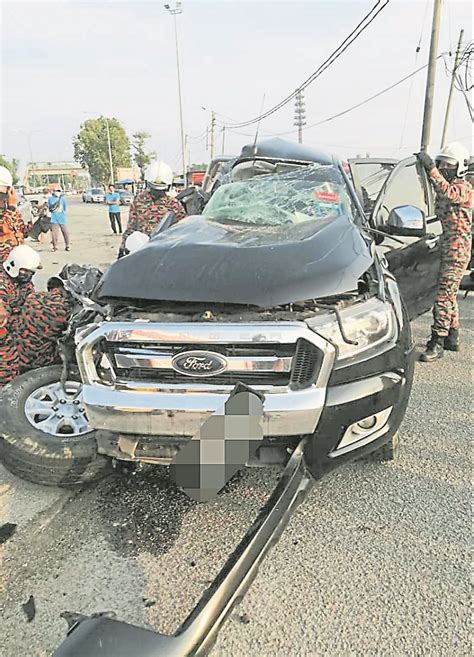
{"left": 100, "top": 341, "right": 296, "bottom": 387}
{"left": 78, "top": 321, "right": 329, "bottom": 392}
{"left": 76, "top": 322, "right": 336, "bottom": 439}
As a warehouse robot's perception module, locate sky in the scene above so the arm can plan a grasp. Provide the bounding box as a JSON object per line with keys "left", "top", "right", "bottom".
{"left": 0, "top": 0, "right": 472, "bottom": 175}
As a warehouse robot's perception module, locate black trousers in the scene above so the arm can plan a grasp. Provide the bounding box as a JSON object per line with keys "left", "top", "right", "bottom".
{"left": 109, "top": 212, "right": 122, "bottom": 234}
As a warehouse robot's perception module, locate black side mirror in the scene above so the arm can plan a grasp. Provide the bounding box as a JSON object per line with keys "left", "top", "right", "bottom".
{"left": 386, "top": 205, "right": 426, "bottom": 237}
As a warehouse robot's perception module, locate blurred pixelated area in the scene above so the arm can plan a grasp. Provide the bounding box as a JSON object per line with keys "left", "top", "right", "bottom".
{"left": 170, "top": 384, "right": 264, "bottom": 502}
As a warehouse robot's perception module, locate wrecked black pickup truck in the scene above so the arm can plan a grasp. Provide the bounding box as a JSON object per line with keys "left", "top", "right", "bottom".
{"left": 0, "top": 138, "right": 443, "bottom": 655}
{"left": 0, "top": 138, "right": 441, "bottom": 487}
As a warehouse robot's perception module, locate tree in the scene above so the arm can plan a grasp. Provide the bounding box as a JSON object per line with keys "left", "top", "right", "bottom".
{"left": 131, "top": 132, "right": 156, "bottom": 180}
{"left": 73, "top": 117, "right": 131, "bottom": 184}
{"left": 0, "top": 155, "right": 19, "bottom": 184}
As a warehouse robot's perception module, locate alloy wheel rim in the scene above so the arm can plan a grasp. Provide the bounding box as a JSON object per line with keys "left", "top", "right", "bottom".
{"left": 24, "top": 381, "right": 93, "bottom": 437}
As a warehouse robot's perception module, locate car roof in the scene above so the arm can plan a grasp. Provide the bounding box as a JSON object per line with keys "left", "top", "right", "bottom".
{"left": 235, "top": 137, "right": 333, "bottom": 167}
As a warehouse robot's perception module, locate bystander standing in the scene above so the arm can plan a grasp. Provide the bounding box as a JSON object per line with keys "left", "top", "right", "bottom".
{"left": 105, "top": 184, "right": 122, "bottom": 234}
{"left": 48, "top": 188, "right": 70, "bottom": 252}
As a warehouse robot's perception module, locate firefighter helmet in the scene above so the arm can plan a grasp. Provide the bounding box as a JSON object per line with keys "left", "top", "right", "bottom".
{"left": 3, "top": 245, "right": 42, "bottom": 278}
{"left": 436, "top": 142, "right": 470, "bottom": 177}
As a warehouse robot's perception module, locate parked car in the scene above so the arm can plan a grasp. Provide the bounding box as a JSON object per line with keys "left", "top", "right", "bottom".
{"left": 118, "top": 189, "right": 133, "bottom": 205}
{"left": 82, "top": 188, "right": 105, "bottom": 203}
{"left": 0, "top": 138, "right": 443, "bottom": 490}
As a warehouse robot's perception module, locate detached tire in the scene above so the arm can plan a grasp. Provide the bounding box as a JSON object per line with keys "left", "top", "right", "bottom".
{"left": 358, "top": 431, "right": 400, "bottom": 464}
{"left": 0, "top": 366, "right": 111, "bottom": 487}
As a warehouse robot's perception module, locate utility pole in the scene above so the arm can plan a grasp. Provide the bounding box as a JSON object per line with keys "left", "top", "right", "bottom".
{"left": 165, "top": 2, "right": 186, "bottom": 180}
{"left": 441, "top": 28, "right": 464, "bottom": 148}
{"left": 420, "top": 0, "right": 443, "bottom": 151}
{"left": 27, "top": 135, "right": 34, "bottom": 163}
{"left": 221, "top": 126, "right": 226, "bottom": 155}
{"left": 105, "top": 118, "right": 114, "bottom": 184}
{"left": 210, "top": 111, "right": 216, "bottom": 159}
{"left": 294, "top": 89, "right": 306, "bottom": 144}
{"left": 185, "top": 133, "right": 190, "bottom": 183}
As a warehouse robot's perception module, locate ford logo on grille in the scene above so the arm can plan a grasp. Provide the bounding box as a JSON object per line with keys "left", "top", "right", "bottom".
{"left": 171, "top": 351, "right": 227, "bottom": 377}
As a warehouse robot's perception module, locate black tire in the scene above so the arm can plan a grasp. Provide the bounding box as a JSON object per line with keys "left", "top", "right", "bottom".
{"left": 357, "top": 430, "right": 400, "bottom": 464}
{"left": 0, "top": 366, "right": 112, "bottom": 487}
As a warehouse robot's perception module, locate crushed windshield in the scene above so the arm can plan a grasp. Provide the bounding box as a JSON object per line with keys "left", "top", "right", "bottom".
{"left": 202, "top": 164, "right": 354, "bottom": 227}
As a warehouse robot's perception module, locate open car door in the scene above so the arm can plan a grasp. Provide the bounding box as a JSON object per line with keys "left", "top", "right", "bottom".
{"left": 350, "top": 157, "right": 441, "bottom": 320}
{"left": 348, "top": 158, "right": 398, "bottom": 217}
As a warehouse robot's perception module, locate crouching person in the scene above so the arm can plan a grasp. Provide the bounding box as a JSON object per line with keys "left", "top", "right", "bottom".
{"left": 0, "top": 245, "right": 41, "bottom": 386}
{"left": 0, "top": 245, "right": 74, "bottom": 388}
{"left": 16, "top": 276, "right": 74, "bottom": 373}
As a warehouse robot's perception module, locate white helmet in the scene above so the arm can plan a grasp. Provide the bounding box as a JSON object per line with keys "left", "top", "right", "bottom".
{"left": 124, "top": 231, "right": 150, "bottom": 255}
{"left": 145, "top": 160, "right": 173, "bottom": 191}
{"left": 0, "top": 165, "right": 13, "bottom": 190}
{"left": 3, "top": 245, "right": 41, "bottom": 278}
{"left": 436, "top": 142, "right": 470, "bottom": 177}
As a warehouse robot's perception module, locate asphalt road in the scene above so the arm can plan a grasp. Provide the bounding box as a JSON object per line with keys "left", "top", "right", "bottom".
{"left": 0, "top": 198, "right": 472, "bottom": 656}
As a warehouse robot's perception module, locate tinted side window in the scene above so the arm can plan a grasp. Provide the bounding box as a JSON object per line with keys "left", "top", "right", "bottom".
{"left": 353, "top": 162, "right": 396, "bottom": 214}
{"left": 375, "top": 161, "right": 428, "bottom": 226}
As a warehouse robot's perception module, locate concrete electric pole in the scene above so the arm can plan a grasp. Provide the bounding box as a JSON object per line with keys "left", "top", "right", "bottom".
{"left": 294, "top": 89, "right": 306, "bottom": 144}
{"left": 440, "top": 29, "right": 464, "bottom": 148}
{"left": 420, "top": 0, "right": 443, "bottom": 151}
{"left": 209, "top": 111, "right": 216, "bottom": 159}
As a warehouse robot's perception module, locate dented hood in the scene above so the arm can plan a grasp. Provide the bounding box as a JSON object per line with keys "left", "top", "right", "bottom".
{"left": 95, "top": 215, "right": 373, "bottom": 307}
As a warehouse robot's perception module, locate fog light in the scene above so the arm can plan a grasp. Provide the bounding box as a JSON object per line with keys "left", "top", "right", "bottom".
{"left": 332, "top": 407, "right": 393, "bottom": 455}
{"left": 356, "top": 416, "right": 378, "bottom": 431}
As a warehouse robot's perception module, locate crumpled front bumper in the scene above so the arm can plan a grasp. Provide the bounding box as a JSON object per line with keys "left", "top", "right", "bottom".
{"left": 76, "top": 321, "right": 336, "bottom": 439}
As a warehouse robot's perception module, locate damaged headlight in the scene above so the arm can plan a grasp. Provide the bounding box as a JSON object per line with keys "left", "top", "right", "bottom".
{"left": 305, "top": 297, "right": 397, "bottom": 361}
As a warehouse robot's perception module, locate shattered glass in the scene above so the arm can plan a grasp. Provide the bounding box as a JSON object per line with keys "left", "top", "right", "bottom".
{"left": 203, "top": 164, "right": 355, "bottom": 228}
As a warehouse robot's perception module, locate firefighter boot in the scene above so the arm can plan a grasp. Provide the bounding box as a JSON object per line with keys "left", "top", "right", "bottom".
{"left": 420, "top": 332, "right": 444, "bottom": 362}
{"left": 444, "top": 328, "right": 460, "bottom": 352}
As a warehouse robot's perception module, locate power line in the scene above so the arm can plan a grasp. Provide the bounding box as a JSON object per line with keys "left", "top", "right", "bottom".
{"left": 215, "top": 0, "right": 390, "bottom": 130}
{"left": 397, "top": 1, "right": 430, "bottom": 152}
{"left": 225, "top": 56, "right": 443, "bottom": 141}
{"left": 187, "top": 129, "right": 209, "bottom": 143}
{"left": 442, "top": 43, "right": 474, "bottom": 120}
{"left": 293, "top": 56, "right": 443, "bottom": 129}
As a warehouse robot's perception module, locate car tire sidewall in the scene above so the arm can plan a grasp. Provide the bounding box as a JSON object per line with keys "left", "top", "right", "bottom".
{"left": 0, "top": 366, "right": 111, "bottom": 485}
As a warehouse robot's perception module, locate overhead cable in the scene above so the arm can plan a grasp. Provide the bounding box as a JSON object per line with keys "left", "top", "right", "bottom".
{"left": 215, "top": 0, "right": 391, "bottom": 129}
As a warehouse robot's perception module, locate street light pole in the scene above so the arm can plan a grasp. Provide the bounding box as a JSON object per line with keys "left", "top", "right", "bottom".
{"left": 27, "top": 135, "right": 34, "bottom": 163}
{"left": 16, "top": 129, "right": 42, "bottom": 164}
{"left": 83, "top": 111, "right": 114, "bottom": 184}
{"left": 105, "top": 118, "right": 114, "bottom": 184}
{"left": 420, "top": 0, "right": 443, "bottom": 151}
{"left": 165, "top": 2, "right": 187, "bottom": 181}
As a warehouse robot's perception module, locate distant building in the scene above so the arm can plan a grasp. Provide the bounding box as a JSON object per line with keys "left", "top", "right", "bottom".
{"left": 24, "top": 162, "right": 90, "bottom": 192}
{"left": 117, "top": 166, "right": 141, "bottom": 183}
